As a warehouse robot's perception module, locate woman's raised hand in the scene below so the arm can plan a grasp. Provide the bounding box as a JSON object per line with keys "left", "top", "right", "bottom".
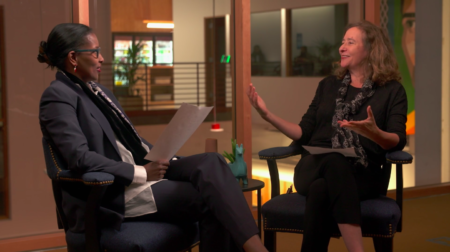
{"left": 247, "top": 83, "right": 269, "bottom": 118}
{"left": 144, "top": 160, "right": 169, "bottom": 181}
{"left": 337, "top": 106, "right": 379, "bottom": 140}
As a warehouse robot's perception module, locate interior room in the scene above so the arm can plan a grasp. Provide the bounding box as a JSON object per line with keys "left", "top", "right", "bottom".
{"left": 0, "top": 0, "right": 449, "bottom": 251}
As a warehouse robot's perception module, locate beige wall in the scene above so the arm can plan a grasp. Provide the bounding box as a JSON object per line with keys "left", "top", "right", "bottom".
{"left": 110, "top": 0, "right": 173, "bottom": 33}
{"left": 0, "top": 0, "right": 71, "bottom": 239}
{"left": 173, "top": 0, "right": 231, "bottom": 63}
{"left": 442, "top": 0, "right": 450, "bottom": 183}
{"left": 0, "top": 0, "right": 112, "bottom": 241}
{"left": 250, "top": 77, "right": 321, "bottom": 126}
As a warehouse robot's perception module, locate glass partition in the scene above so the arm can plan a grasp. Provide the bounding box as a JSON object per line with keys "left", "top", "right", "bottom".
{"left": 290, "top": 4, "right": 348, "bottom": 77}
{"left": 251, "top": 11, "right": 282, "bottom": 76}
{"left": 95, "top": 0, "right": 234, "bottom": 158}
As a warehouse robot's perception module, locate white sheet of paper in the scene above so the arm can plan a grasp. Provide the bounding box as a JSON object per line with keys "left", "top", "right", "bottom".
{"left": 302, "top": 146, "right": 358, "bottom": 157}
{"left": 145, "top": 103, "right": 213, "bottom": 161}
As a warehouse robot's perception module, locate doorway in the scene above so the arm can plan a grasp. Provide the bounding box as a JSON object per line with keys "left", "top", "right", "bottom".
{"left": 205, "top": 17, "right": 226, "bottom": 109}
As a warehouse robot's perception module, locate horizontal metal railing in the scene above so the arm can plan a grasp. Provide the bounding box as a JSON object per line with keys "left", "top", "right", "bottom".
{"left": 98, "top": 62, "right": 232, "bottom": 112}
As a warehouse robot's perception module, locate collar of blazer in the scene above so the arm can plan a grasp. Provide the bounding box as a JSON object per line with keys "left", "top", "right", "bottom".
{"left": 55, "top": 71, "right": 122, "bottom": 157}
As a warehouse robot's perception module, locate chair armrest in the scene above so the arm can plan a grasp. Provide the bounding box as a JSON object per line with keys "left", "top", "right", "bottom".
{"left": 58, "top": 170, "right": 114, "bottom": 186}
{"left": 259, "top": 146, "right": 303, "bottom": 198}
{"left": 258, "top": 146, "right": 303, "bottom": 160}
{"left": 385, "top": 150, "right": 412, "bottom": 233}
{"left": 386, "top": 151, "right": 413, "bottom": 164}
{"left": 58, "top": 171, "right": 114, "bottom": 251}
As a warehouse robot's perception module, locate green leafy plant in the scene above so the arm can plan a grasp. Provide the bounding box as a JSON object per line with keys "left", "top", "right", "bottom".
{"left": 115, "top": 40, "right": 145, "bottom": 96}
{"left": 222, "top": 139, "right": 245, "bottom": 163}
{"left": 312, "top": 39, "right": 341, "bottom": 75}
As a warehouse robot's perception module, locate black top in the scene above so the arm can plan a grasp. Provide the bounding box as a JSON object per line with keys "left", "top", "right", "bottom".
{"left": 296, "top": 75, "right": 408, "bottom": 167}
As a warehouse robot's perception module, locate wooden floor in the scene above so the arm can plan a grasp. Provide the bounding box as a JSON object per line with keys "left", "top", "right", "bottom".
{"left": 29, "top": 193, "right": 450, "bottom": 252}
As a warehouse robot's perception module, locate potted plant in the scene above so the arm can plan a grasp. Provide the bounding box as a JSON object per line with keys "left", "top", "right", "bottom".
{"left": 114, "top": 40, "right": 146, "bottom": 111}
{"left": 313, "top": 39, "right": 340, "bottom": 76}
{"left": 223, "top": 139, "right": 248, "bottom": 185}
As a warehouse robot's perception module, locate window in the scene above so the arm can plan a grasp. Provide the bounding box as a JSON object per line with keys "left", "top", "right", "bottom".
{"left": 290, "top": 4, "right": 348, "bottom": 76}
{"left": 251, "top": 11, "right": 281, "bottom": 76}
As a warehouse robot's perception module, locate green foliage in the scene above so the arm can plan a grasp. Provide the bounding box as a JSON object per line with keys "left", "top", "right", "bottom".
{"left": 222, "top": 139, "right": 245, "bottom": 163}
{"left": 312, "top": 39, "right": 341, "bottom": 75}
{"left": 223, "top": 150, "right": 235, "bottom": 163}
{"left": 114, "top": 40, "right": 145, "bottom": 95}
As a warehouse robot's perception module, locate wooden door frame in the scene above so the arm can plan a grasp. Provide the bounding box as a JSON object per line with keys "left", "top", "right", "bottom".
{"left": 73, "top": 0, "right": 89, "bottom": 25}
{"left": 365, "top": 0, "right": 381, "bottom": 25}
{"left": 0, "top": 5, "right": 9, "bottom": 220}
{"left": 231, "top": 0, "right": 252, "bottom": 207}
{"left": 204, "top": 16, "right": 227, "bottom": 108}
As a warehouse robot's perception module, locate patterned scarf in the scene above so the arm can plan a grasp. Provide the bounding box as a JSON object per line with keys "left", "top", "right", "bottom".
{"left": 331, "top": 73, "right": 376, "bottom": 167}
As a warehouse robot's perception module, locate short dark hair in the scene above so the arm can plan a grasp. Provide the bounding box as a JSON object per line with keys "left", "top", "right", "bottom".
{"left": 37, "top": 23, "right": 93, "bottom": 70}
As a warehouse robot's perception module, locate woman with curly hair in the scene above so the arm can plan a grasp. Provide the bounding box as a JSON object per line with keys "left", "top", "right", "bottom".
{"left": 248, "top": 21, "right": 407, "bottom": 252}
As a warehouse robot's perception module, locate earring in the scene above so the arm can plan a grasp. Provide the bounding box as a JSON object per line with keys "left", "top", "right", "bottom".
{"left": 74, "top": 65, "right": 77, "bottom": 72}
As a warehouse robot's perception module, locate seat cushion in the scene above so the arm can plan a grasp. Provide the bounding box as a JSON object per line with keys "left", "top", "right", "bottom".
{"left": 66, "top": 221, "right": 199, "bottom": 252}
{"left": 262, "top": 193, "right": 401, "bottom": 237}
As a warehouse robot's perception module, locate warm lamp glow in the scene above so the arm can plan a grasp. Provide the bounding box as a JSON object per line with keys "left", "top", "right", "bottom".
{"left": 143, "top": 20, "right": 174, "bottom": 29}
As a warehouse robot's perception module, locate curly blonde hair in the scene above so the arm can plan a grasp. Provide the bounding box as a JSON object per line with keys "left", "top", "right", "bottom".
{"left": 334, "top": 21, "right": 401, "bottom": 86}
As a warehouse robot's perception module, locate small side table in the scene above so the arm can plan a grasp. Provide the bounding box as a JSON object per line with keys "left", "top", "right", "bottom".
{"left": 240, "top": 178, "right": 265, "bottom": 235}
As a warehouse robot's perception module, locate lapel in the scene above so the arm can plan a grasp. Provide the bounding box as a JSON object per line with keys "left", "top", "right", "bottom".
{"left": 55, "top": 72, "right": 121, "bottom": 157}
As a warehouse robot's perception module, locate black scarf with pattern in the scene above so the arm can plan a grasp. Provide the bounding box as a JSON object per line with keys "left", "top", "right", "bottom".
{"left": 331, "top": 73, "right": 376, "bottom": 167}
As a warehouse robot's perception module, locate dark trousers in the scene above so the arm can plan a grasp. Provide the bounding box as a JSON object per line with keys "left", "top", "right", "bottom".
{"left": 294, "top": 153, "right": 381, "bottom": 252}
{"left": 126, "top": 152, "right": 258, "bottom": 252}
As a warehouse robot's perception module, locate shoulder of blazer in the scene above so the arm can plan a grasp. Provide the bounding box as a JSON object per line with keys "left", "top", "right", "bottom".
{"left": 40, "top": 72, "right": 86, "bottom": 108}
{"left": 40, "top": 79, "right": 80, "bottom": 108}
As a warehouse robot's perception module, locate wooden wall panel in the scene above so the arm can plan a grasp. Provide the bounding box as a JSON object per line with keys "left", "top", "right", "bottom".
{"left": 111, "top": 0, "right": 173, "bottom": 33}
{"left": 73, "top": 0, "right": 89, "bottom": 25}
{"left": 364, "top": 0, "right": 380, "bottom": 25}
{"left": 231, "top": 0, "right": 252, "bottom": 208}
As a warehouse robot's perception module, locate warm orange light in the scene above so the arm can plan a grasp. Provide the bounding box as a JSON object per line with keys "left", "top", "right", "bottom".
{"left": 143, "top": 20, "right": 174, "bottom": 29}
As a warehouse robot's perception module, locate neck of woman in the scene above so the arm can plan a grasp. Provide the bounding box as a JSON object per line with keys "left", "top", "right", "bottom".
{"left": 348, "top": 68, "right": 365, "bottom": 88}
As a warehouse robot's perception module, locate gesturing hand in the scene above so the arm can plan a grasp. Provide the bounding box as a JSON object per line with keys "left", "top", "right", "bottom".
{"left": 246, "top": 83, "right": 269, "bottom": 118}
{"left": 337, "top": 106, "right": 379, "bottom": 140}
{"left": 143, "top": 160, "right": 169, "bottom": 181}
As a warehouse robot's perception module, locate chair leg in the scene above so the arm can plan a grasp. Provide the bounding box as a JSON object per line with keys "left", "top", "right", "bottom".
{"left": 264, "top": 230, "right": 276, "bottom": 252}
{"left": 373, "top": 237, "right": 393, "bottom": 252}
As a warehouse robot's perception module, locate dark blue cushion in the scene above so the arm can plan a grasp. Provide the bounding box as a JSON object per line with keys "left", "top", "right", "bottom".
{"left": 386, "top": 151, "right": 413, "bottom": 164}
{"left": 262, "top": 193, "right": 400, "bottom": 237}
{"left": 66, "top": 221, "right": 199, "bottom": 252}
{"left": 81, "top": 172, "right": 115, "bottom": 186}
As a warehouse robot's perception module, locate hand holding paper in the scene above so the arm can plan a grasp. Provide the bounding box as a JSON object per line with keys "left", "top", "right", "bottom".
{"left": 145, "top": 103, "right": 213, "bottom": 161}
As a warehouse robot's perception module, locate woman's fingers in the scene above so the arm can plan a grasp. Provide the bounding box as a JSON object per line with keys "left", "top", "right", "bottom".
{"left": 247, "top": 85, "right": 258, "bottom": 106}
{"left": 367, "top": 106, "right": 375, "bottom": 120}
{"left": 253, "top": 92, "right": 259, "bottom": 105}
{"left": 246, "top": 83, "right": 252, "bottom": 96}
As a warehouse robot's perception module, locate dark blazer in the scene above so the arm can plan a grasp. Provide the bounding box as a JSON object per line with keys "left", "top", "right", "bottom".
{"left": 39, "top": 71, "right": 152, "bottom": 232}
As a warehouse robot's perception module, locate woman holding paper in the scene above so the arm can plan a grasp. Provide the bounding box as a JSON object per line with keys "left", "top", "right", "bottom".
{"left": 248, "top": 21, "right": 407, "bottom": 252}
{"left": 38, "top": 23, "right": 267, "bottom": 252}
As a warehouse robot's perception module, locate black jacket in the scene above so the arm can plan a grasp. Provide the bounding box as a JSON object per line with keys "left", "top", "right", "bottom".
{"left": 296, "top": 75, "right": 408, "bottom": 167}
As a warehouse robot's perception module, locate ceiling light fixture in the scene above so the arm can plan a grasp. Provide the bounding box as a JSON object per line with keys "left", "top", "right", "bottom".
{"left": 143, "top": 20, "right": 174, "bottom": 29}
